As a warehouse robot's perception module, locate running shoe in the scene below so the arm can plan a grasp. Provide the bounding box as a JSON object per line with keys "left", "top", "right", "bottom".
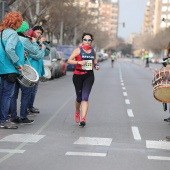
{"left": 79, "top": 117, "right": 86, "bottom": 127}
{"left": 164, "top": 117, "right": 170, "bottom": 122}
{"left": 75, "top": 111, "right": 80, "bottom": 123}
{"left": 10, "top": 117, "right": 20, "bottom": 124}
{"left": 19, "top": 118, "right": 34, "bottom": 125}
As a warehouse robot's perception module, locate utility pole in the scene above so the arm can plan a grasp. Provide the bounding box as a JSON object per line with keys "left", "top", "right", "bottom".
{"left": 73, "top": 26, "right": 77, "bottom": 46}
{"left": 0, "top": 0, "right": 9, "bottom": 22}
{"left": 59, "top": 19, "right": 63, "bottom": 45}
{"left": 36, "top": 0, "right": 40, "bottom": 16}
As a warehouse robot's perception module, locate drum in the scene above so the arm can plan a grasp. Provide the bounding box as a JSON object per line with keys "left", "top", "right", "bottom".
{"left": 40, "top": 67, "right": 51, "bottom": 82}
{"left": 17, "top": 64, "right": 39, "bottom": 87}
{"left": 152, "top": 69, "right": 170, "bottom": 103}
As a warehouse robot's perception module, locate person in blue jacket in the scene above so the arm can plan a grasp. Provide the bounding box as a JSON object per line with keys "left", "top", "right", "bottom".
{"left": 0, "top": 11, "right": 24, "bottom": 129}
{"left": 10, "top": 21, "right": 46, "bottom": 124}
{"left": 28, "top": 25, "right": 50, "bottom": 114}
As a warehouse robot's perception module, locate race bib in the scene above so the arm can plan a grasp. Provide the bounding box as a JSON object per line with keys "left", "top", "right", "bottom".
{"left": 82, "top": 60, "right": 93, "bottom": 70}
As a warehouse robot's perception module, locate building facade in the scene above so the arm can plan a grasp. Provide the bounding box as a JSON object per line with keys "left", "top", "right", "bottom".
{"left": 99, "top": 0, "right": 119, "bottom": 38}
{"left": 142, "top": 0, "right": 170, "bottom": 35}
{"left": 73, "top": 0, "right": 119, "bottom": 38}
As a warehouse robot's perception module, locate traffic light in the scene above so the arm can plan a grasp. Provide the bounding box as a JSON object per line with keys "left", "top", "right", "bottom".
{"left": 123, "top": 22, "right": 125, "bottom": 27}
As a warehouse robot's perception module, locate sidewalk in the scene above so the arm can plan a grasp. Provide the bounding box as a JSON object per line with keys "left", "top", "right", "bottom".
{"left": 125, "top": 58, "right": 162, "bottom": 72}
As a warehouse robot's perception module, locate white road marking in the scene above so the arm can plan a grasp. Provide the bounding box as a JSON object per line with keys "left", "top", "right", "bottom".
{"left": 74, "top": 137, "right": 112, "bottom": 146}
{"left": 132, "top": 127, "right": 141, "bottom": 140}
{"left": 127, "top": 109, "right": 134, "bottom": 117}
{"left": 146, "top": 140, "right": 170, "bottom": 150}
{"left": 121, "top": 83, "right": 124, "bottom": 86}
{"left": 0, "top": 134, "right": 45, "bottom": 143}
{"left": 0, "top": 149, "right": 25, "bottom": 154}
{"left": 65, "top": 152, "right": 107, "bottom": 157}
{"left": 0, "top": 94, "right": 76, "bottom": 164}
{"left": 125, "top": 99, "right": 130, "bottom": 104}
{"left": 123, "top": 92, "right": 127, "bottom": 96}
{"left": 148, "top": 156, "right": 170, "bottom": 161}
{"left": 122, "top": 87, "right": 126, "bottom": 90}
{"left": 120, "top": 80, "right": 123, "bottom": 82}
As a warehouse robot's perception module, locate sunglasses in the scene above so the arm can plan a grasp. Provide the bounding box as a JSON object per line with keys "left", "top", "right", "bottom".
{"left": 83, "top": 38, "right": 92, "bottom": 42}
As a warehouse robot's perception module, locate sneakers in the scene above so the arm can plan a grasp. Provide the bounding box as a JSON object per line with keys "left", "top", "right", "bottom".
{"left": 75, "top": 111, "right": 80, "bottom": 123}
{"left": 19, "top": 118, "right": 34, "bottom": 125}
{"left": 0, "top": 122, "right": 18, "bottom": 129}
{"left": 164, "top": 117, "right": 170, "bottom": 122}
{"left": 79, "top": 117, "right": 86, "bottom": 127}
{"left": 27, "top": 111, "right": 36, "bottom": 117}
{"left": 29, "top": 107, "right": 40, "bottom": 114}
{"left": 10, "top": 117, "right": 20, "bottom": 124}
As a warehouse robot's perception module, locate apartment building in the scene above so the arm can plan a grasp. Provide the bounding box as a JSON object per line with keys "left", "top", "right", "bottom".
{"left": 142, "top": 0, "right": 170, "bottom": 35}
{"left": 99, "top": 0, "right": 119, "bottom": 38}
{"left": 73, "top": 0, "right": 119, "bottom": 38}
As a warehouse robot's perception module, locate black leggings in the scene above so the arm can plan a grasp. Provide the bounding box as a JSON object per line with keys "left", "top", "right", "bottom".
{"left": 73, "top": 71, "right": 94, "bottom": 103}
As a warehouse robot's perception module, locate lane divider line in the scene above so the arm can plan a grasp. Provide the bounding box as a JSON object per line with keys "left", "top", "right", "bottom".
{"left": 127, "top": 109, "right": 134, "bottom": 117}
{"left": 123, "top": 92, "right": 127, "bottom": 96}
{"left": 132, "top": 126, "right": 141, "bottom": 140}
{"left": 148, "top": 156, "right": 170, "bottom": 161}
{"left": 65, "top": 152, "right": 107, "bottom": 157}
{"left": 125, "top": 99, "right": 130, "bottom": 104}
{"left": 0, "top": 149, "right": 25, "bottom": 154}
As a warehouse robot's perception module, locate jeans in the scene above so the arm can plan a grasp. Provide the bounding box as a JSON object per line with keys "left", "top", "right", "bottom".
{"left": 0, "top": 79, "right": 16, "bottom": 123}
{"left": 10, "top": 81, "right": 31, "bottom": 119}
{"left": 29, "top": 82, "right": 38, "bottom": 109}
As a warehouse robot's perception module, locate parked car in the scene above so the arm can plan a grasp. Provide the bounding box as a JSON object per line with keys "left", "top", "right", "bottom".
{"left": 58, "top": 51, "right": 67, "bottom": 75}
{"left": 43, "top": 47, "right": 62, "bottom": 79}
{"left": 56, "top": 45, "right": 77, "bottom": 71}
{"left": 103, "top": 53, "right": 109, "bottom": 60}
{"left": 96, "top": 52, "right": 104, "bottom": 62}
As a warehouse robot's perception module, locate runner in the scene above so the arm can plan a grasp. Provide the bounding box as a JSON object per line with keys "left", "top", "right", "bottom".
{"left": 110, "top": 52, "right": 116, "bottom": 68}
{"left": 67, "top": 32, "right": 99, "bottom": 127}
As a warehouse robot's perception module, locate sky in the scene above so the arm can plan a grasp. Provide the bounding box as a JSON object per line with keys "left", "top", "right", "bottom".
{"left": 118, "top": 0, "right": 149, "bottom": 40}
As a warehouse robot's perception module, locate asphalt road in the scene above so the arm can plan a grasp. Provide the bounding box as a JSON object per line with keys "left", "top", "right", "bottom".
{"left": 0, "top": 58, "right": 170, "bottom": 170}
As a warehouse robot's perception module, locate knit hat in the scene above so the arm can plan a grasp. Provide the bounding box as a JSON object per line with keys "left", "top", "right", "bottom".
{"left": 16, "top": 21, "right": 29, "bottom": 33}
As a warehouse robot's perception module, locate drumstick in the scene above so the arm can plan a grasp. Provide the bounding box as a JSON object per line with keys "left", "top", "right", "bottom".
{"left": 23, "top": 69, "right": 31, "bottom": 75}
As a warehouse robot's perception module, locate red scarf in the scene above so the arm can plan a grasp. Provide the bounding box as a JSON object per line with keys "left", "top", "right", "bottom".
{"left": 81, "top": 44, "right": 91, "bottom": 50}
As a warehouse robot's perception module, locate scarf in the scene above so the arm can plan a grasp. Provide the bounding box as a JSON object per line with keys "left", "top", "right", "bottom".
{"left": 81, "top": 44, "right": 91, "bottom": 50}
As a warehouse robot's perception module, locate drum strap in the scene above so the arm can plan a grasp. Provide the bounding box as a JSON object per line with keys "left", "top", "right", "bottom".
{"left": 0, "top": 30, "right": 5, "bottom": 51}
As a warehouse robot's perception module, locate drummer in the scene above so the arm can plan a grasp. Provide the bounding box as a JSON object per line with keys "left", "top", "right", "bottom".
{"left": 28, "top": 25, "right": 50, "bottom": 115}
{"left": 0, "top": 11, "right": 24, "bottom": 129}
{"left": 10, "top": 21, "right": 46, "bottom": 124}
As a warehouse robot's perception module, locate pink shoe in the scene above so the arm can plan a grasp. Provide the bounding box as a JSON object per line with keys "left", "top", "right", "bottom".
{"left": 75, "top": 111, "right": 80, "bottom": 123}
{"left": 79, "top": 117, "right": 86, "bottom": 127}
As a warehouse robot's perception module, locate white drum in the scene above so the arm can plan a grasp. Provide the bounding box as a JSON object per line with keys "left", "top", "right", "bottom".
{"left": 17, "top": 64, "right": 39, "bottom": 87}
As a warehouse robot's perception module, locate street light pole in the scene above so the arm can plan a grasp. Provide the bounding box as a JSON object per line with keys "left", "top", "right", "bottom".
{"left": 36, "top": 0, "right": 40, "bottom": 16}
{"left": 0, "top": 0, "right": 7, "bottom": 22}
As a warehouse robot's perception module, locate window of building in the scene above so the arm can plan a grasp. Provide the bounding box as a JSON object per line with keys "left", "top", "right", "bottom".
{"left": 162, "top": 0, "right": 168, "bottom": 3}
{"left": 162, "top": 6, "right": 168, "bottom": 11}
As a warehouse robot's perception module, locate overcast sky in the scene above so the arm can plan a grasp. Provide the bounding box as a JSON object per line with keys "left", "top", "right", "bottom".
{"left": 118, "top": 0, "right": 148, "bottom": 40}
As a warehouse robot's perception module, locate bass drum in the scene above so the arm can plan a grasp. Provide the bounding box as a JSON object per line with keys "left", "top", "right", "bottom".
{"left": 17, "top": 64, "right": 39, "bottom": 87}
{"left": 40, "top": 67, "right": 51, "bottom": 82}
{"left": 152, "top": 68, "right": 170, "bottom": 103}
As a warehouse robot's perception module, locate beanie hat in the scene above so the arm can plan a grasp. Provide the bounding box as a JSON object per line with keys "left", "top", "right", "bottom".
{"left": 16, "top": 21, "right": 29, "bottom": 33}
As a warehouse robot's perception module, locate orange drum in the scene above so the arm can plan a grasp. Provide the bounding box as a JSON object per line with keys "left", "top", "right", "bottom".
{"left": 152, "top": 68, "right": 170, "bottom": 103}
